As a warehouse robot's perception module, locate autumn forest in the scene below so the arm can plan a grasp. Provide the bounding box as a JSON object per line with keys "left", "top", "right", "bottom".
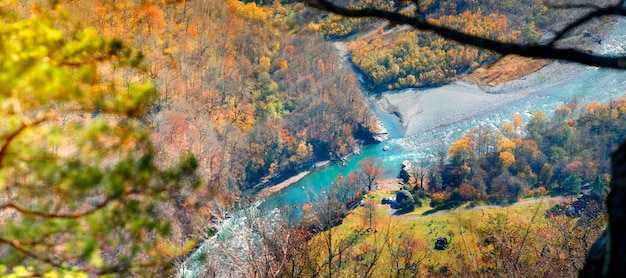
{"left": 0, "top": 0, "right": 622, "bottom": 276}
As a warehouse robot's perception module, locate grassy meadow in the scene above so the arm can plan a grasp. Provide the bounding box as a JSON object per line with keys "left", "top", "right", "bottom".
{"left": 307, "top": 188, "right": 578, "bottom": 276}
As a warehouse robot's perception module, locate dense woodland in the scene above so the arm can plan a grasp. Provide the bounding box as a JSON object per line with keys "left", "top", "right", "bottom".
{"left": 58, "top": 0, "right": 380, "bottom": 247}
{"left": 317, "top": 0, "right": 610, "bottom": 89}
{"left": 427, "top": 98, "right": 624, "bottom": 205}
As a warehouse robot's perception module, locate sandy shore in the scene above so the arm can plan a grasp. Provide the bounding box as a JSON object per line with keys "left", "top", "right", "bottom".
{"left": 379, "top": 61, "right": 584, "bottom": 137}
{"left": 256, "top": 171, "right": 311, "bottom": 198}
{"left": 255, "top": 160, "right": 331, "bottom": 198}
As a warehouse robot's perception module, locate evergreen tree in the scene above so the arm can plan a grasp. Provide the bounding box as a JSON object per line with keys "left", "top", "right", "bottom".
{"left": 562, "top": 175, "right": 582, "bottom": 197}
{"left": 590, "top": 175, "right": 606, "bottom": 201}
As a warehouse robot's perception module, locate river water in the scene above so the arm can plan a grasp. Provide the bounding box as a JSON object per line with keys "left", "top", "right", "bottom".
{"left": 178, "top": 22, "right": 626, "bottom": 277}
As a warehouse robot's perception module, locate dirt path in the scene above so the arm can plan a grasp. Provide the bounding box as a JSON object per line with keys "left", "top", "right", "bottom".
{"left": 390, "top": 196, "right": 568, "bottom": 219}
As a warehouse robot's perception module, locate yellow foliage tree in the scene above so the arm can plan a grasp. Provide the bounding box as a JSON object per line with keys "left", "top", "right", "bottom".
{"left": 499, "top": 151, "right": 516, "bottom": 171}
{"left": 449, "top": 136, "right": 475, "bottom": 165}
{"left": 497, "top": 138, "right": 516, "bottom": 153}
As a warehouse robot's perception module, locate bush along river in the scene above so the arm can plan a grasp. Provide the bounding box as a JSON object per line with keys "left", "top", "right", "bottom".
{"left": 178, "top": 22, "right": 626, "bottom": 277}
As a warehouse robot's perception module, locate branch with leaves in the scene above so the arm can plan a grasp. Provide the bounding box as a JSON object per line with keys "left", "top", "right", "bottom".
{"left": 0, "top": 4, "right": 200, "bottom": 276}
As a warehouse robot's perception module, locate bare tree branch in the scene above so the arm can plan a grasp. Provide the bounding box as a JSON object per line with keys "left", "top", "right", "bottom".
{"left": 303, "top": 0, "right": 626, "bottom": 69}
{"left": 547, "top": 1, "right": 626, "bottom": 46}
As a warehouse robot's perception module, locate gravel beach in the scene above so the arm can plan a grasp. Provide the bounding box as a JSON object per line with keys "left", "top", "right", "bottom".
{"left": 379, "top": 61, "right": 585, "bottom": 137}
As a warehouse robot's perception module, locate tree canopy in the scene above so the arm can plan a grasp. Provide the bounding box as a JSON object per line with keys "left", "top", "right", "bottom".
{"left": 0, "top": 3, "right": 198, "bottom": 276}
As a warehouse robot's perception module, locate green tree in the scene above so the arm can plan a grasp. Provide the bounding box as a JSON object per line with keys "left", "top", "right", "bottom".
{"left": 0, "top": 5, "right": 198, "bottom": 276}
{"left": 562, "top": 174, "right": 582, "bottom": 197}
{"left": 526, "top": 111, "right": 548, "bottom": 144}
{"left": 590, "top": 175, "right": 606, "bottom": 201}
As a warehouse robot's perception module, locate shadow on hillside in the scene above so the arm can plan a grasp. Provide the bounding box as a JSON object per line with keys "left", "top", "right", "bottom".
{"left": 392, "top": 206, "right": 415, "bottom": 216}
{"left": 421, "top": 198, "right": 521, "bottom": 216}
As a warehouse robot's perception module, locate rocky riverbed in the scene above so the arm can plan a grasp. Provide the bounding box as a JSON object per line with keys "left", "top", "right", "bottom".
{"left": 379, "top": 60, "right": 584, "bottom": 137}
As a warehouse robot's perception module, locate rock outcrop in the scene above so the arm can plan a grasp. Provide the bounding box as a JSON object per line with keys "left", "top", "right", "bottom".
{"left": 398, "top": 160, "right": 412, "bottom": 183}
{"left": 371, "top": 119, "right": 389, "bottom": 142}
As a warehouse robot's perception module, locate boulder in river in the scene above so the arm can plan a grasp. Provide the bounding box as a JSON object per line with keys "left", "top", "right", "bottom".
{"left": 371, "top": 120, "right": 389, "bottom": 142}
{"left": 383, "top": 145, "right": 390, "bottom": 151}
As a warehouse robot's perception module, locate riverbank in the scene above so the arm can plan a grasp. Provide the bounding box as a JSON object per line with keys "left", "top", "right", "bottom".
{"left": 255, "top": 160, "right": 331, "bottom": 199}
{"left": 379, "top": 60, "right": 585, "bottom": 137}
{"left": 255, "top": 171, "right": 310, "bottom": 198}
